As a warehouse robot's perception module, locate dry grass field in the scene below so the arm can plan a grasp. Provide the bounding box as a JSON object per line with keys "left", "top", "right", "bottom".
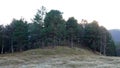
{"left": 0, "top": 46, "right": 120, "bottom": 68}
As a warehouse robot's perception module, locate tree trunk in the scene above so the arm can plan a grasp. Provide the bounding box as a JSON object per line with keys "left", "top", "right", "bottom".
{"left": 103, "top": 44, "right": 106, "bottom": 55}
{"left": 11, "top": 40, "right": 14, "bottom": 53}
{"left": 103, "top": 34, "right": 106, "bottom": 56}
{"left": 19, "top": 44, "right": 23, "bottom": 52}
{"left": 1, "top": 40, "right": 4, "bottom": 54}
{"left": 100, "top": 40, "right": 102, "bottom": 55}
{"left": 20, "top": 48, "right": 22, "bottom": 52}
{"left": 77, "top": 38, "right": 80, "bottom": 46}
{"left": 53, "top": 36, "right": 56, "bottom": 48}
{"left": 41, "top": 41, "right": 45, "bottom": 48}
{"left": 1, "top": 45, "right": 4, "bottom": 54}
{"left": 58, "top": 38, "right": 61, "bottom": 46}
{"left": 70, "top": 38, "right": 74, "bottom": 48}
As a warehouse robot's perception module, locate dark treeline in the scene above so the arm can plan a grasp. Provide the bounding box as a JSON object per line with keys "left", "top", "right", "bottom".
{"left": 0, "top": 6, "right": 116, "bottom": 56}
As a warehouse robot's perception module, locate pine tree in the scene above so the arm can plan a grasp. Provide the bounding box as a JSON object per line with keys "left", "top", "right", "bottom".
{"left": 66, "top": 17, "right": 78, "bottom": 47}
{"left": 44, "top": 10, "right": 64, "bottom": 47}
{"left": 11, "top": 19, "right": 28, "bottom": 52}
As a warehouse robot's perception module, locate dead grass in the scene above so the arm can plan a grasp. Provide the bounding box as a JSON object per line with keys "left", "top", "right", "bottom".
{"left": 0, "top": 46, "right": 120, "bottom": 68}
{"left": 22, "top": 46, "right": 94, "bottom": 56}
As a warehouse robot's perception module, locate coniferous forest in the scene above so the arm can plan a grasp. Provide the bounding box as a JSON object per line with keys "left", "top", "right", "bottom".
{"left": 0, "top": 6, "right": 116, "bottom": 56}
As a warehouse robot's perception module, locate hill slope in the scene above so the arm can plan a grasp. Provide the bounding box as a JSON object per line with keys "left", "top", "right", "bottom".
{"left": 0, "top": 46, "right": 120, "bottom": 68}
{"left": 109, "top": 29, "right": 120, "bottom": 56}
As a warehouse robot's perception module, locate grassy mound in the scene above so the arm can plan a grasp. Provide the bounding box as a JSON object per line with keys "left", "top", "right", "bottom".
{"left": 22, "top": 46, "right": 95, "bottom": 56}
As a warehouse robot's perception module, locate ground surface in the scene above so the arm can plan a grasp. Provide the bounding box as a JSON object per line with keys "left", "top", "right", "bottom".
{"left": 0, "top": 46, "right": 120, "bottom": 68}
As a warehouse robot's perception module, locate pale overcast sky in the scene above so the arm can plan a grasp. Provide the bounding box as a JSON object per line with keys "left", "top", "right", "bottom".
{"left": 0, "top": 0, "right": 120, "bottom": 29}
